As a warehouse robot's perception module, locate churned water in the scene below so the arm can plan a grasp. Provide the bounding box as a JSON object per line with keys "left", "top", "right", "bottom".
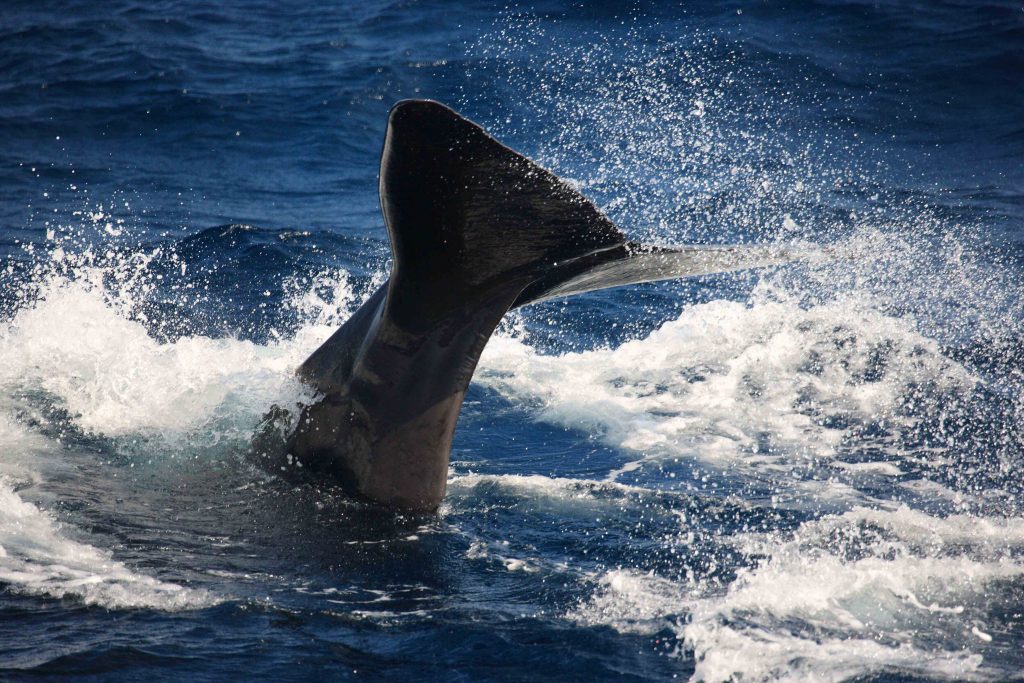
{"left": 1, "top": 1, "right": 1023, "bottom": 681}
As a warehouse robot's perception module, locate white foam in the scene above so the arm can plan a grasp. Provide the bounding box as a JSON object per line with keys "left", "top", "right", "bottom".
{"left": 567, "top": 569, "right": 693, "bottom": 635}
{"left": 836, "top": 460, "right": 903, "bottom": 476}
{"left": 571, "top": 506, "right": 1024, "bottom": 682}
{"left": 448, "top": 472, "right": 652, "bottom": 502}
{"left": 0, "top": 259, "right": 360, "bottom": 610}
{"left": 0, "top": 415, "right": 211, "bottom": 610}
{"left": 683, "top": 509, "right": 1024, "bottom": 681}
{"left": 0, "top": 264, "right": 357, "bottom": 445}
{"left": 464, "top": 539, "right": 541, "bottom": 574}
{"left": 478, "top": 292, "right": 973, "bottom": 500}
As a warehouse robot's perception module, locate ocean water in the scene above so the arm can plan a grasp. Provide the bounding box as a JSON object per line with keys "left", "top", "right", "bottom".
{"left": 1, "top": 1, "right": 1023, "bottom": 680}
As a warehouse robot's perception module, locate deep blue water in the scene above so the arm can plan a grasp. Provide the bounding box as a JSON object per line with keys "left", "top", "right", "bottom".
{"left": 2, "top": 1, "right": 1024, "bottom": 681}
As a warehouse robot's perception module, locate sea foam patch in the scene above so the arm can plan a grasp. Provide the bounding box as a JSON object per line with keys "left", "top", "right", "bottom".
{"left": 0, "top": 257, "right": 362, "bottom": 446}
{"left": 0, "top": 415, "right": 211, "bottom": 610}
{"left": 0, "top": 255, "right": 361, "bottom": 610}
{"left": 569, "top": 505, "right": 1024, "bottom": 682}
{"left": 681, "top": 506, "right": 1024, "bottom": 682}
{"left": 478, "top": 290, "right": 973, "bottom": 494}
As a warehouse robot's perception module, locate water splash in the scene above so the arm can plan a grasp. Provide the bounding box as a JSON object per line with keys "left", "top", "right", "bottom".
{"left": 0, "top": 225, "right": 364, "bottom": 609}
{"left": 463, "top": 11, "right": 1024, "bottom": 680}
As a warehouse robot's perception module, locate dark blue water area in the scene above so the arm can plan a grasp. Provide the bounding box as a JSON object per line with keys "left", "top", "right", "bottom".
{"left": 2, "top": 1, "right": 1024, "bottom": 681}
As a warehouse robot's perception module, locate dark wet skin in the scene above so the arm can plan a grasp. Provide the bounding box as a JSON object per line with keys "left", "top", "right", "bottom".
{"left": 256, "top": 100, "right": 791, "bottom": 512}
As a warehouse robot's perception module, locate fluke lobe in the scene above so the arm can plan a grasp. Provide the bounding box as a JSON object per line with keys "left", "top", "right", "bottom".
{"left": 259, "top": 99, "right": 788, "bottom": 513}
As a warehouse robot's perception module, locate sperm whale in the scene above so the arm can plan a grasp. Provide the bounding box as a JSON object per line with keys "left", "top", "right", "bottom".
{"left": 257, "top": 99, "right": 790, "bottom": 512}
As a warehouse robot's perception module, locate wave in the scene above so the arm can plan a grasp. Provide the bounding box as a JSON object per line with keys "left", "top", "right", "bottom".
{"left": 1, "top": 210, "right": 1022, "bottom": 683}
{"left": 477, "top": 278, "right": 978, "bottom": 508}
{"left": 570, "top": 505, "right": 1024, "bottom": 682}
{"left": 0, "top": 244, "right": 359, "bottom": 609}
{"left": 0, "top": 414, "right": 212, "bottom": 610}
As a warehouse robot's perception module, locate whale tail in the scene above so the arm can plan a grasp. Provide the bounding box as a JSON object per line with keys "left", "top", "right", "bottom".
{"left": 280, "top": 100, "right": 792, "bottom": 512}
{"left": 369, "top": 99, "right": 788, "bottom": 317}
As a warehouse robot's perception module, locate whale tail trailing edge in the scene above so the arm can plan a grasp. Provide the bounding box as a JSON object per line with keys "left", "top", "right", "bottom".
{"left": 282, "top": 100, "right": 793, "bottom": 511}
{"left": 376, "top": 99, "right": 789, "bottom": 315}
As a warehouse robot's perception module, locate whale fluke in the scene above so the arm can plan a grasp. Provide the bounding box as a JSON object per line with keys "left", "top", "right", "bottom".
{"left": 271, "top": 99, "right": 792, "bottom": 512}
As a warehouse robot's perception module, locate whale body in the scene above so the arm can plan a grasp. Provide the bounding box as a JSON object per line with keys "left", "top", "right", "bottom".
{"left": 261, "top": 100, "right": 789, "bottom": 512}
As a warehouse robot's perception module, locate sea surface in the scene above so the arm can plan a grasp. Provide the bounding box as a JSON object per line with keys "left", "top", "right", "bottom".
{"left": 1, "top": 1, "right": 1023, "bottom": 681}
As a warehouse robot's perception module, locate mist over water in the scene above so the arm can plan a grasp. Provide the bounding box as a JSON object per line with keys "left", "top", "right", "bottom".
{"left": 2, "top": 1, "right": 1023, "bottom": 681}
